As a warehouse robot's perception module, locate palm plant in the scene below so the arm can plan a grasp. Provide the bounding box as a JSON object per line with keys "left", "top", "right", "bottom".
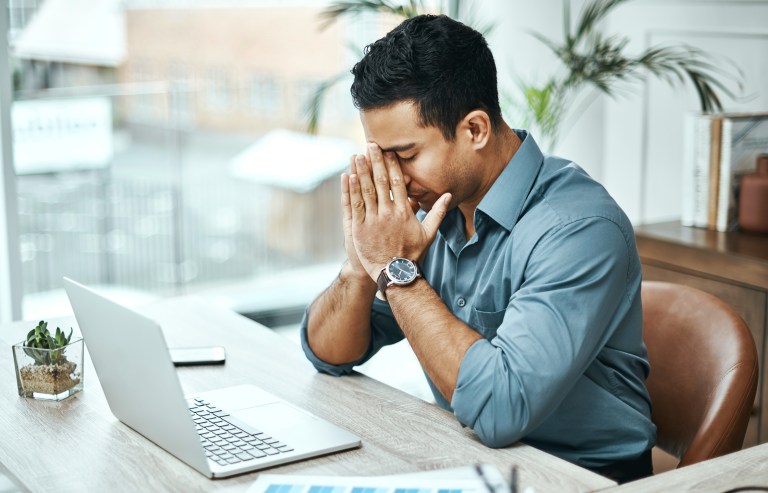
{"left": 512, "top": 0, "right": 741, "bottom": 149}
{"left": 319, "top": 0, "right": 433, "bottom": 29}
{"left": 306, "top": 0, "right": 740, "bottom": 151}
{"left": 306, "top": 0, "right": 492, "bottom": 134}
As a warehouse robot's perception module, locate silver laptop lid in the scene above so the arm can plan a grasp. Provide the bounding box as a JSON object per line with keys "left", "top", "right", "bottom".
{"left": 63, "top": 277, "right": 211, "bottom": 476}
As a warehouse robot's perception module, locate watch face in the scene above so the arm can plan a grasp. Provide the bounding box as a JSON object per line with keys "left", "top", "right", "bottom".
{"left": 386, "top": 258, "right": 418, "bottom": 284}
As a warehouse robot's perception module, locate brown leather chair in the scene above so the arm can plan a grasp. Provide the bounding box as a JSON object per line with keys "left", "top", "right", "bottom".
{"left": 642, "top": 281, "right": 758, "bottom": 468}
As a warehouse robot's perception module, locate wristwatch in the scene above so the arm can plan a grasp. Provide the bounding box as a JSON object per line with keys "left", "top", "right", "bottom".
{"left": 376, "top": 257, "right": 422, "bottom": 301}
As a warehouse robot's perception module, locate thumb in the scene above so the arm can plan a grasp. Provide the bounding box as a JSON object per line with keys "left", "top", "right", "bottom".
{"left": 421, "top": 193, "right": 452, "bottom": 240}
{"left": 407, "top": 197, "right": 420, "bottom": 214}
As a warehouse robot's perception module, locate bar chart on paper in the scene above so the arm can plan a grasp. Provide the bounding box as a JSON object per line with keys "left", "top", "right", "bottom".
{"left": 263, "top": 487, "right": 476, "bottom": 493}
{"left": 248, "top": 467, "right": 508, "bottom": 493}
{"left": 263, "top": 487, "right": 475, "bottom": 493}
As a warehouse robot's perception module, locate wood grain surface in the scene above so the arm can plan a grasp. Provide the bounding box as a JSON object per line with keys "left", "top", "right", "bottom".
{"left": 0, "top": 297, "right": 616, "bottom": 492}
{"left": 605, "top": 442, "right": 768, "bottom": 492}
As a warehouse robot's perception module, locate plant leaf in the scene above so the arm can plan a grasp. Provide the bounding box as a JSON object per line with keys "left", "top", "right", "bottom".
{"left": 319, "top": 0, "right": 423, "bottom": 30}
{"left": 304, "top": 71, "right": 352, "bottom": 134}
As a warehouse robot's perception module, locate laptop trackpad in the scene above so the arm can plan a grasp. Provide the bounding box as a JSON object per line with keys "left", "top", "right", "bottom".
{"left": 234, "top": 402, "right": 317, "bottom": 437}
{"left": 232, "top": 401, "right": 360, "bottom": 453}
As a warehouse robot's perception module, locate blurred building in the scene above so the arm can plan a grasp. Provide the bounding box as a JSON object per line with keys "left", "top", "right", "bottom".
{"left": 6, "top": 0, "right": 402, "bottom": 309}
{"left": 119, "top": 4, "right": 364, "bottom": 139}
{"left": 10, "top": 0, "right": 125, "bottom": 91}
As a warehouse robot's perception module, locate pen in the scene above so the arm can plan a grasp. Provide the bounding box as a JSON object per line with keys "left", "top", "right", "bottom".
{"left": 474, "top": 464, "right": 496, "bottom": 493}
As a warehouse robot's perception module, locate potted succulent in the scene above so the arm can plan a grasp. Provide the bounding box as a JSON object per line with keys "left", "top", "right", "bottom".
{"left": 12, "top": 321, "right": 84, "bottom": 401}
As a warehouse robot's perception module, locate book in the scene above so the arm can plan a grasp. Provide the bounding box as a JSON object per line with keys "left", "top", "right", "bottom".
{"left": 706, "top": 116, "right": 723, "bottom": 230}
{"left": 716, "top": 114, "right": 768, "bottom": 232}
{"left": 681, "top": 113, "right": 711, "bottom": 227}
{"left": 680, "top": 113, "right": 697, "bottom": 227}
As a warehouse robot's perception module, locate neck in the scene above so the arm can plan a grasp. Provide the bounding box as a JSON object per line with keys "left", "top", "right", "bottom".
{"left": 458, "top": 124, "right": 521, "bottom": 240}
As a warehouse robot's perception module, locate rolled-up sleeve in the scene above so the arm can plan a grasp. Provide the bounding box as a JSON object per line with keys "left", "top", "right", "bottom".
{"left": 451, "top": 218, "right": 632, "bottom": 447}
{"left": 300, "top": 297, "right": 405, "bottom": 376}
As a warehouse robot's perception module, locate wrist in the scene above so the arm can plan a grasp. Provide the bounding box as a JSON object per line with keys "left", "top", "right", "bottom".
{"left": 384, "top": 276, "right": 427, "bottom": 301}
{"left": 340, "top": 260, "right": 377, "bottom": 288}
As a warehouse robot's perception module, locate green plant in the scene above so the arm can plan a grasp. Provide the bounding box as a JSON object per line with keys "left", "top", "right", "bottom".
{"left": 23, "top": 321, "right": 74, "bottom": 366}
{"left": 306, "top": 0, "right": 740, "bottom": 152}
{"left": 306, "top": 0, "right": 492, "bottom": 134}
{"left": 511, "top": 0, "right": 741, "bottom": 149}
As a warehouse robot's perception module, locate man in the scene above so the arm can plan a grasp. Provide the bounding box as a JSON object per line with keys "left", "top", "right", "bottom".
{"left": 300, "top": 14, "right": 655, "bottom": 483}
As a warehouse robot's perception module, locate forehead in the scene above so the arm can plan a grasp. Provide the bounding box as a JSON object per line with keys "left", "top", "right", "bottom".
{"left": 359, "top": 101, "right": 442, "bottom": 148}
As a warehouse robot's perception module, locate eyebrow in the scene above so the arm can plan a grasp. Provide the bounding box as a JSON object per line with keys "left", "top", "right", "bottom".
{"left": 377, "top": 143, "right": 416, "bottom": 153}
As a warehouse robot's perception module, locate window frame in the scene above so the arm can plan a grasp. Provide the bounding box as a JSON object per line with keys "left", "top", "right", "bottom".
{"left": 1, "top": 2, "right": 24, "bottom": 322}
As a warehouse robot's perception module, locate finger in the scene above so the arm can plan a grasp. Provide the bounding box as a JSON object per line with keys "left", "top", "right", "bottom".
{"left": 407, "top": 197, "right": 420, "bottom": 214}
{"left": 340, "top": 172, "right": 352, "bottom": 225}
{"left": 384, "top": 151, "right": 409, "bottom": 208}
{"left": 342, "top": 155, "right": 355, "bottom": 222}
{"left": 368, "top": 144, "right": 393, "bottom": 211}
{"left": 348, "top": 173, "right": 366, "bottom": 224}
{"left": 355, "top": 154, "right": 378, "bottom": 215}
{"left": 421, "top": 193, "right": 452, "bottom": 240}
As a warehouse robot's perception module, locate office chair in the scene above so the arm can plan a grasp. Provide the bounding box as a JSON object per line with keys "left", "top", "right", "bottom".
{"left": 642, "top": 281, "right": 758, "bottom": 469}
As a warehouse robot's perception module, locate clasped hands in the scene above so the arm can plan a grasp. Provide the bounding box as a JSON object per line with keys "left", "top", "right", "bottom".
{"left": 341, "top": 143, "right": 452, "bottom": 283}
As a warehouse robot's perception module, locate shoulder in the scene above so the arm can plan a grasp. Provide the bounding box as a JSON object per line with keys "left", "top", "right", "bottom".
{"left": 522, "top": 155, "right": 635, "bottom": 246}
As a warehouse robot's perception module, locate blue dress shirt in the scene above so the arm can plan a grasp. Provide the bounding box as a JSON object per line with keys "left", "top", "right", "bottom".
{"left": 300, "top": 130, "right": 656, "bottom": 468}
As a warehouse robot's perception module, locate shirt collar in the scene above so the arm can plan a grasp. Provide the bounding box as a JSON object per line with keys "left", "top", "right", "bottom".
{"left": 476, "top": 129, "right": 544, "bottom": 231}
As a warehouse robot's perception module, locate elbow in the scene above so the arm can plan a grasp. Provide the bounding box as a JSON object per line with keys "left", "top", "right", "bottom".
{"left": 473, "top": 423, "right": 521, "bottom": 449}
{"left": 464, "top": 397, "right": 530, "bottom": 449}
{"left": 312, "top": 363, "right": 355, "bottom": 377}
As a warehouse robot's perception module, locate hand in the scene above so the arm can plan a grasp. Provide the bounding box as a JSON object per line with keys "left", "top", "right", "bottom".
{"left": 346, "top": 144, "right": 451, "bottom": 280}
{"left": 340, "top": 155, "right": 370, "bottom": 282}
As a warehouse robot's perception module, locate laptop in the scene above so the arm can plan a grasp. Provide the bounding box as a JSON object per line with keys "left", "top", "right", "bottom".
{"left": 63, "top": 277, "right": 361, "bottom": 479}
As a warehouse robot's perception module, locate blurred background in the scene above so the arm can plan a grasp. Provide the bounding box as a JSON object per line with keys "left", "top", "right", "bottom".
{"left": 4, "top": 0, "right": 392, "bottom": 320}
{"left": 1, "top": 0, "right": 767, "bottom": 400}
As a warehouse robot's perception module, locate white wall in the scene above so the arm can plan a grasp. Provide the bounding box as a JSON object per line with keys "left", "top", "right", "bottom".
{"left": 474, "top": 0, "right": 768, "bottom": 223}
{"left": 475, "top": 0, "right": 608, "bottom": 180}
{"left": 604, "top": 1, "right": 768, "bottom": 223}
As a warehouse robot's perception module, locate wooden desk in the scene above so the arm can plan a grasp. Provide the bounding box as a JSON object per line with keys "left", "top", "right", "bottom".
{"left": 634, "top": 221, "right": 768, "bottom": 446}
{"left": 0, "top": 297, "right": 615, "bottom": 492}
{"left": 607, "top": 442, "right": 768, "bottom": 492}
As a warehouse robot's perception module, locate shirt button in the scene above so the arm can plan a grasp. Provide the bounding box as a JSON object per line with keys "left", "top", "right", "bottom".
{"left": 457, "top": 298, "right": 466, "bottom": 307}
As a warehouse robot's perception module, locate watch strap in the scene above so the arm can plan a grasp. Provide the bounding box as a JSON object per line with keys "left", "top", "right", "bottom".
{"left": 376, "top": 269, "right": 390, "bottom": 301}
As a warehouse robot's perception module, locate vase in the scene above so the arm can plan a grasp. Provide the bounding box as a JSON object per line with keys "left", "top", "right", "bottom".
{"left": 739, "top": 154, "right": 768, "bottom": 234}
{"left": 12, "top": 337, "right": 84, "bottom": 401}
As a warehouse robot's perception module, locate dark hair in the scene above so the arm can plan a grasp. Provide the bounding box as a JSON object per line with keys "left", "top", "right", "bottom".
{"left": 350, "top": 15, "right": 502, "bottom": 141}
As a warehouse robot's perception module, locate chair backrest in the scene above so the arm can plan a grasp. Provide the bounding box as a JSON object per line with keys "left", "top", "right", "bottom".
{"left": 642, "top": 281, "right": 758, "bottom": 468}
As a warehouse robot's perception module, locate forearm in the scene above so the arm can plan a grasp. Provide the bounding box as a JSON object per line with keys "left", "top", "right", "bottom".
{"left": 306, "top": 261, "right": 379, "bottom": 365}
{"left": 387, "top": 278, "right": 482, "bottom": 402}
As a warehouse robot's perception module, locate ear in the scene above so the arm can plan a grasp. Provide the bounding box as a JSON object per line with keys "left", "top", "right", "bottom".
{"left": 458, "top": 110, "right": 491, "bottom": 150}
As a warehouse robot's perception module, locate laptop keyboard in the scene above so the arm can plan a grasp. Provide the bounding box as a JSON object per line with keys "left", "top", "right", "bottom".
{"left": 188, "top": 397, "right": 294, "bottom": 467}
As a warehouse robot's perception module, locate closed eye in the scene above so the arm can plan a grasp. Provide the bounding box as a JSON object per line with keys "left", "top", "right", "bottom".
{"left": 398, "top": 154, "right": 416, "bottom": 163}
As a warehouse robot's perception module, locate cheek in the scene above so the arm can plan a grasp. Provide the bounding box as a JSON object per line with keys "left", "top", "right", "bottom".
{"left": 402, "top": 148, "right": 453, "bottom": 191}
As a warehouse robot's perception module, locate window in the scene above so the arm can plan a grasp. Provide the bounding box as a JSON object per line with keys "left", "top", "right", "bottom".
{"left": 248, "top": 73, "right": 283, "bottom": 117}
{"left": 2, "top": 1, "right": 453, "bottom": 322}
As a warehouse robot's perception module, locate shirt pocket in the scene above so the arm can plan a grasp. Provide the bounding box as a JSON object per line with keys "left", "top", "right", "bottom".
{"left": 469, "top": 306, "right": 506, "bottom": 339}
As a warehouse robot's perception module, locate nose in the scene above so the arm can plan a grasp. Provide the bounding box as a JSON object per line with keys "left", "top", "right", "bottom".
{"left": 401, "top": 173, "right": 413, "bottom": 187}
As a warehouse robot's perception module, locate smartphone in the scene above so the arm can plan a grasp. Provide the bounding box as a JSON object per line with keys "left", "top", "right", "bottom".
{"left": 168, "top": 346, "right": 226, "bottom": 367}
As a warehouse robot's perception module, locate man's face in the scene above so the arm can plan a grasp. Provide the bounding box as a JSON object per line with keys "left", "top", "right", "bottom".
{"left": 360, "top": 101, "right": 474, "bottom": 212}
